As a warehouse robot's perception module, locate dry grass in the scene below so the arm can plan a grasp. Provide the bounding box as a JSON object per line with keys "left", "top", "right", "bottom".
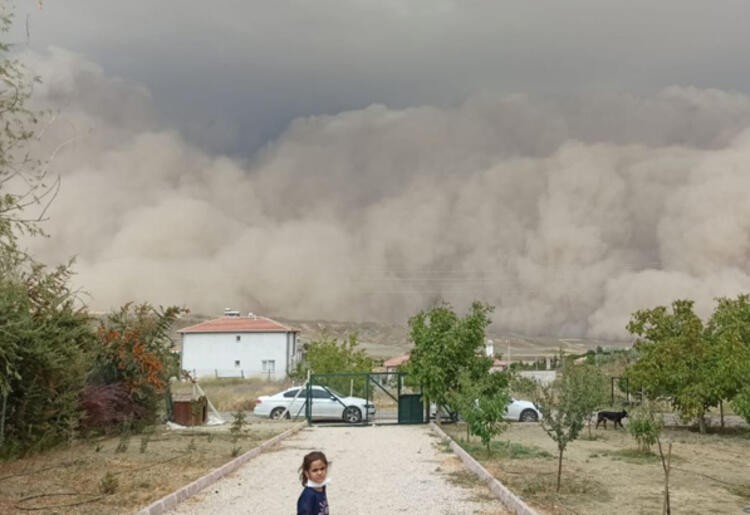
{"left": 442, "top": 421, "right": 750, "bottom": 514}
{"left": 171, "top": 377, "right": 296, "bottom": 412}
{"left": 1, "top": 379, "right": 299, "bottom": 515}
{"left": 0, "top": 419, "right": 298, "bottom": 514}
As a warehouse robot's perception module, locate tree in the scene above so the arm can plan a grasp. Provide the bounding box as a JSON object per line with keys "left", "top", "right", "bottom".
{"left": 510, "top": 373, "right": 538, "bottom": 398}
{"left": 447, "top": 370, "right": 511, "bottom": 454}
{"left": 87, "top": 303, "right": 186, "bottom": 430}
{"left": 0, "top": 6, "right": 101, "bottom": 456}
{"left": 579, "top": 364, "right": 610, "bottom": 439}
{"left": 704, "top": 294, "right": 750, "bottom": 426}
{"left": 292, "top": 334, "right": 374, "bottom": 396}
{"left": 0, "top": 7, "right": 57, "bottom": 251}
{"left": 0, "top": 262, "right": 96, "bottom": 456}
{"left": 625, "top": 300, "right": 717, "bottom": 433}
{"left": 536, "top": 358, "right": 607, "bottom": 492}
{"left": 406, "top": 301, "right": 494, "bottom": 419}
{"left": 628, "top": 400, "right": 663, "bottom": 453}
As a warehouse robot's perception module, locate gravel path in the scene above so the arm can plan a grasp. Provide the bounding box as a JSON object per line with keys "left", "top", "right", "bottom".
{"left": 169, "top": 424, "right": 508, "bottom": 514}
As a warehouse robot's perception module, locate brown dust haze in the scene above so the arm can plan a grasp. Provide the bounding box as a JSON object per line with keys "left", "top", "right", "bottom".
{"left": 19, "top": 48, "right": 750, "bottom": 339}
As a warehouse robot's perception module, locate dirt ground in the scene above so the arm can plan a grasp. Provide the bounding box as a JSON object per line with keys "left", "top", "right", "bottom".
{"left": 0, "top": 417, "right": 297, "bottom": 515}
{"left": 443, "top": 417, "right": 750, "bottom": 514}
{"left": 3, "top": 412, "right": 749, "bottom": 515}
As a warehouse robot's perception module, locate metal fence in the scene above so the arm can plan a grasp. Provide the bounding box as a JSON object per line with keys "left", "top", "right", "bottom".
{"left": 186, "top": 368, "right": 281, "bottom": 380}
{"left": 307, "top": 372, "right": 425, "bottom": 426}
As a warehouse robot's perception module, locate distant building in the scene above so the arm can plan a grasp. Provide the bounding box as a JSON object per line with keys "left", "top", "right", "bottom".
{"left": 382, "top": 341, "right": 508, "bottom": 374}
{"left": 179, "top": 309, "right": 299, "bottom": 379}
{"left": 383, "top": 354, "right": 411, "bottom": 374}
{"left": 517, "top": 370, "right": 557, "bottom": 385}
{"left": 490, "top": 359, "right": 508, "bottom": 373}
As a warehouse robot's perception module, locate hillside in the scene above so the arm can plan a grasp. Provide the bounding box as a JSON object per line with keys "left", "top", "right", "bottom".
{"left": 171, "top": 313, "right": 631, "bottom": 364}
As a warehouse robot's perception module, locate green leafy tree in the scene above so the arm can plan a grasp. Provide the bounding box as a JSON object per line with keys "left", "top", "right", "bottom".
{"left": 537, "top": 359, "right": 606, "bottom": 492}
{"left": 406, "top": 301, "right": 494, "bottom": 420}
{"left": 730, "top": 388, "right": 750, "bottom": 426}
{"left": 292, "top": 334, "right": 374, "bottom": 396}
{"left": 0, "top": 4, "right": 97, "bottom": 457}
{"left": 628, "top": 400, "right": 663, "bottom": 453}
{"left": 448, "top": 370, "right": 511, "bottom": 454}
{"left": 510, "top": 373, "right": 539, "bottom": 400}
{"left": 579, "top": 364, "right": 610, "bottom": 439}
{"left": 625, "top": 300, "right": 716, "bottom": 433}
{"left": 704, "top": 294, "right": 750, "bottom": 426}
{"left": 0, "top": 263, "right": 96, "bottom": 456}
{"left": 0, "top": 4, "right": 48, "bottom": 406}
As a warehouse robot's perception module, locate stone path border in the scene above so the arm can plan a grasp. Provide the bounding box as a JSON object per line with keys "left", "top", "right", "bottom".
{"left": 430, "top": 422, "right": 540, "bottom": 515}
{"left": 135, "top": 422, "right": 306, "bottom": 515}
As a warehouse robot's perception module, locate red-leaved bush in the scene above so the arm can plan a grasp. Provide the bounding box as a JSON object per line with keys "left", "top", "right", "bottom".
{"left": 79, "top": 383, "right": 146, "bottom": 432}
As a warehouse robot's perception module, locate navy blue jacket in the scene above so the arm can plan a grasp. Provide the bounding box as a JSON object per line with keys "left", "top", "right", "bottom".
{"left": 297, "top": 486, "right": 329, "bottom": 515}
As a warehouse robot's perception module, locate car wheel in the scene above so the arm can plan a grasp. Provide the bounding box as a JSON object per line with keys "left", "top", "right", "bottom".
{"left": 342, "top": 406, "right": 362, "bottom": 424}
{"left": 519, "top": 409, "right": 539, "bottom": 422}
{"left": 270, "top": 407, "right": 289, "bottom": 420}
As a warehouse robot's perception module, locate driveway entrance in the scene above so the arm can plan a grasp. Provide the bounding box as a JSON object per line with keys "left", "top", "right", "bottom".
{"left": 308, "top": 372, "right": 425, "bottom": 425}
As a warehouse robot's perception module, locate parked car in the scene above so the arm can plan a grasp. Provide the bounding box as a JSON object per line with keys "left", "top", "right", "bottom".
{"left": 505, "top": 398, "right": 541, "bottom": 422}
{"left": 431, "top": 398, "right": 541, "bottom": 422}
{"left": 254, "top": 385, "right": 376, "bottom": 423}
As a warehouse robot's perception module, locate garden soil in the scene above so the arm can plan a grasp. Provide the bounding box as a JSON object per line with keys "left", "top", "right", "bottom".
{"left": 2, "top": 415, "right": 749, "bottom": 514}
{"left": 443, "top": 416, "right": 750, "bottom": 514}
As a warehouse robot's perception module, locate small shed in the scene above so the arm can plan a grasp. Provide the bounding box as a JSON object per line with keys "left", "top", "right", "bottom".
{"left": 171, "top": 393, "right": 207, "bottom": 426}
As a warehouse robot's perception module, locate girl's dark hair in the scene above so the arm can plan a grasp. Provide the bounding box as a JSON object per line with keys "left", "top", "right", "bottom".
{"left": 298, "top": 451, "right": 328, "bottom": 486}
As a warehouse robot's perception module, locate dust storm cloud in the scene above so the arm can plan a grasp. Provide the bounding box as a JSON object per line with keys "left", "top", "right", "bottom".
{"left": 21, "top": 49, "right": 750, "bottom": 338}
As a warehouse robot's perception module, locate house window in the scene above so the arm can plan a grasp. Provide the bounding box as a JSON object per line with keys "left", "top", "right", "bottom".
{"left": 262, "top": 360, "right": 276, "bottom": 376}
{"left": 236, "top": 335, "right": 241, "bottom": 342}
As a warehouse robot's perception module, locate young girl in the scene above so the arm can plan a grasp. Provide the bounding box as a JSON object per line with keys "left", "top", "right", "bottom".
{"left": 297, "top": 451, "right": 330, "bottom": 515}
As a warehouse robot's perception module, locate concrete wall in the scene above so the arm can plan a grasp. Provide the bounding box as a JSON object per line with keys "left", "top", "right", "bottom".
{"left": 518, "top": 369, "right": 557, "bottom": 386}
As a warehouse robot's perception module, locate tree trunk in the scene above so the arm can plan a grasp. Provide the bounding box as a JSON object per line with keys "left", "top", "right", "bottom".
{"left": 698, "top": 412, "right": 706, "bottom": 434}
{"left": 0, "top": 391, "right": 7, "bottom": 446}
{"left": 658, "top": 438, "right": 672, "bottom": 515}
{"left": 556, "top": 447, "right": 564, "bottom": 492}
{"left": 720, "top": 400, "right": 725, "bottom": 429}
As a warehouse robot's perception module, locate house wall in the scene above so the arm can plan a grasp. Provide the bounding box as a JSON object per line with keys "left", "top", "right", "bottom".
{"left": 518, "top": 370, "right": 557, "bottom": 386}
{"left": 181, "top": 332, "right": 296, "bottom": 379}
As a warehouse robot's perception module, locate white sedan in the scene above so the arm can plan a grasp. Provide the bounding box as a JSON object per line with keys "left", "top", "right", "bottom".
{"left": 505, "top": 398, "right": 541, "bottom": 422}
{"left": 254, "top": 385, "right": 376, "bottom": 423}
{"left": 432, "top": 398, "right": 542, "bottom": 422}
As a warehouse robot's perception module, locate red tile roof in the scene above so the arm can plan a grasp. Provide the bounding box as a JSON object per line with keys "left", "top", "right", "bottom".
{"left": 383, "top": 354, "right": 411, "bottom": 368}
{"left": 179, "top": 316, "right": 296, "bottom": 334}
{"left": 383, "top": 354, "right": 507, "bottom": 370}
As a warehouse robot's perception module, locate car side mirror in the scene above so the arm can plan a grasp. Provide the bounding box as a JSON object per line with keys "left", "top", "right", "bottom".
{"left": 330, "top": 396, "right": 337, "bottom": 400}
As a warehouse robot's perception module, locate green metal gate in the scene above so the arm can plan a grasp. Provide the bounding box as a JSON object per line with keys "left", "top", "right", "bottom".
{"left": 307, "top": 372, "right": 425, "bottom": 425}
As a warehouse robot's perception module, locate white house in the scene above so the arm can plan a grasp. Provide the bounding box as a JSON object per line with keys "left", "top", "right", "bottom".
{"left": 179, "top": 310, "right": 299, "bottom": 379}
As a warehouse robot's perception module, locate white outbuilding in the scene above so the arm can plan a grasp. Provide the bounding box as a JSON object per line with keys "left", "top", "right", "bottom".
{"left": 179, "top": 310, "right": 299, "bottom": 379}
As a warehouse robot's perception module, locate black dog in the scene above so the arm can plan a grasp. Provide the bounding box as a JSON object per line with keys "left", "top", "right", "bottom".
{"left": 596, "top": 410, "right": 628, "bottom": 429}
